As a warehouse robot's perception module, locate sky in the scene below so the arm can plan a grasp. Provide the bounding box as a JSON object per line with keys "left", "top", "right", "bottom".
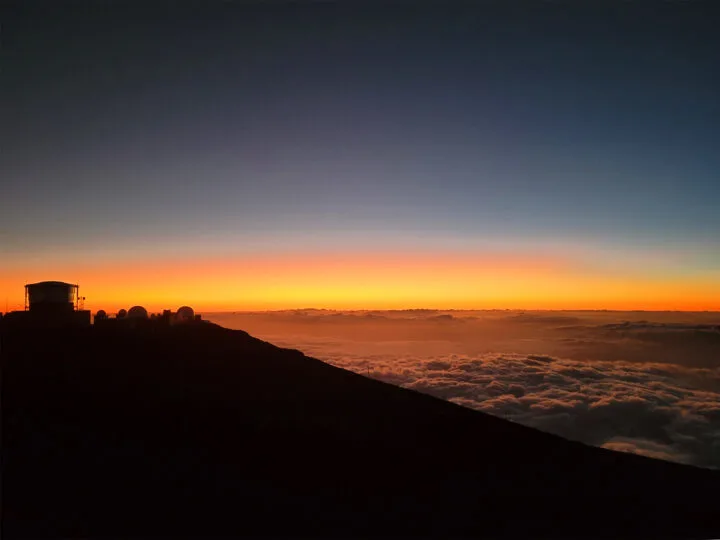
{"left": 2, "top": 2, "right": 719, "bottom": 311}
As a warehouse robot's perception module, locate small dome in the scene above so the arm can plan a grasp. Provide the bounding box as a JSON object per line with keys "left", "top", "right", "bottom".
{"left": 176, "top": 305, "right": 195, "bottom": 322}
{"left": 116, "top": 309, "right": 127, "bottom": 319}
{"left": 95, "top": 309, "right": 107, "bottom": 320}
{"left": 127, "top": 306, "right": 149, "bottom": 319}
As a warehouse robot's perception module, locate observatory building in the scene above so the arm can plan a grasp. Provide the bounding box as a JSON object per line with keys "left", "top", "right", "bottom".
{"left": 0, "top": 280, "right": 203, "bottom": 332}
{"left": 175, "top": 306, "right": 195, "bottom": 324}
{"left": 1, "top": 281, "right": 91, "bottom": 328}
{"left": 92, "top": 304, "right": 202, "bottom": 328}
{"left": 26, "top": 281, "right": 80, "bottom": 315}
{"left": 127, "top": 306, "right": 149, "bottom": 319}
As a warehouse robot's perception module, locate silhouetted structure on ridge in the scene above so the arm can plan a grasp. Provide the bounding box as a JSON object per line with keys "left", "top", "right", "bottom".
{"left": 1, "top": 281, "right": 91, "bottom": 328}
{"left": 94, "top": 305, "right": 202, "bottom": 328}
{"left": 25, "top": 281, "right": 80, "bottom": 313}
{"left": 127, "top": 306, "right": 149, "bottom": 319}
{"left": 176, "top": 305, "right": 195, "bottom": 323}
{"left": 0, "top": 282, "right": 202, "bottom": 332}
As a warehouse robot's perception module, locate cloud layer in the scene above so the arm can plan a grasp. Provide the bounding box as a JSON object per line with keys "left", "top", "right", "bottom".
{"left": 322, "top": 352, "right": 720, "bottom": 469}
{"left": 207, "top": 310, "right": 720, "bottom": 468}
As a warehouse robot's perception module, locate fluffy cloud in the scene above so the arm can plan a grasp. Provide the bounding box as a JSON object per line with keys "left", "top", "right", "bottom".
{"left": 207, "top": 310, "right": 720, "bottom": 468}
{"left": 318, "top": 352, "right": 720, "bottom": 469}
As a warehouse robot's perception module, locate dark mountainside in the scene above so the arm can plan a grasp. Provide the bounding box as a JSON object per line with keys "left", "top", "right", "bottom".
{"left": 2, "top": 322, "right": 719, "bottom": 537}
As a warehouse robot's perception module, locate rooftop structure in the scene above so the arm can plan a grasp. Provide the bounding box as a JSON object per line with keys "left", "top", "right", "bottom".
{"left": 0, "top": 281, "right": 92, "bottom": 328}
{"left": 25, "top": 281, "right": 81, "bottom": 315}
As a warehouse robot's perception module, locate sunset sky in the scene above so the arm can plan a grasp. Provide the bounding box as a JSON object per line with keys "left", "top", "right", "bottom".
{"left": 2, "top": 3, "right": 719, "bottom": 312}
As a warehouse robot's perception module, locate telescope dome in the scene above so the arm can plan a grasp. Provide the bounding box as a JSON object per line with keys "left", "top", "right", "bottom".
{"left": 176, "top": 306, "right": 195, "bottom": 323}
{"left": 127, "top": 306, "right": 148, "bottom": 319}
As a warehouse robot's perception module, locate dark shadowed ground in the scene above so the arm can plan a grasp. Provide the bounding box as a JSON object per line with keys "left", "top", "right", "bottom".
{"left": 2, "top": 321, "right": 719, "bottom": 537}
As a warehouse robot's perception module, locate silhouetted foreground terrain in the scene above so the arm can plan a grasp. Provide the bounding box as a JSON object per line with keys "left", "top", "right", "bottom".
{"left": 2, "top": 322, "right": 719, "bottom": 537}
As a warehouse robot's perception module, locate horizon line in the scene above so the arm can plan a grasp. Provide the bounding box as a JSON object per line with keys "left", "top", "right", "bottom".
{"left": 202, "top": 308, "right": 720, "bottom": 314}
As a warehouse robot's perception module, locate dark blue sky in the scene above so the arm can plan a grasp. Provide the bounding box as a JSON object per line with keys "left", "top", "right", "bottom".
{"left": 2, "top": 2, "right": 719, "bottom": 275}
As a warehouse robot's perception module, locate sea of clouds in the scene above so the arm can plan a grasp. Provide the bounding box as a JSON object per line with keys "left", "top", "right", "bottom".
{"left": 208, "top": 310, "right": 720, "bottom": 468}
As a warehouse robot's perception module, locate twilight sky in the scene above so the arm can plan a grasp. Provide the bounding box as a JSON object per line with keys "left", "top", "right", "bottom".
{"left": 1, "top": 2, "right": 719, "bottom": 311}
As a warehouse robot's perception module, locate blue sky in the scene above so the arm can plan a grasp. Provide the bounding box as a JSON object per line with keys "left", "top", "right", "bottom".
{"left": 1, "top": 2, "right": 718, "bottom": 307}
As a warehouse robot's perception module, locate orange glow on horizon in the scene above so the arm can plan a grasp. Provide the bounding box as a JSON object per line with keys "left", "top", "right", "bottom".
{"left": 1, "top": 250, "right": 719, "bottom": 313}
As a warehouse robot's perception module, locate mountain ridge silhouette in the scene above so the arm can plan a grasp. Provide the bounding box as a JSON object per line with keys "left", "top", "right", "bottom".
{"left": 2, "top": 321, "right": 719, "bottom": 537}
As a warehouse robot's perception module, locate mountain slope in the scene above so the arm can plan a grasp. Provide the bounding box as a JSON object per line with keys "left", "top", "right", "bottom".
{"left": 2, "top": 321, "right": 719, "bottom": 537}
